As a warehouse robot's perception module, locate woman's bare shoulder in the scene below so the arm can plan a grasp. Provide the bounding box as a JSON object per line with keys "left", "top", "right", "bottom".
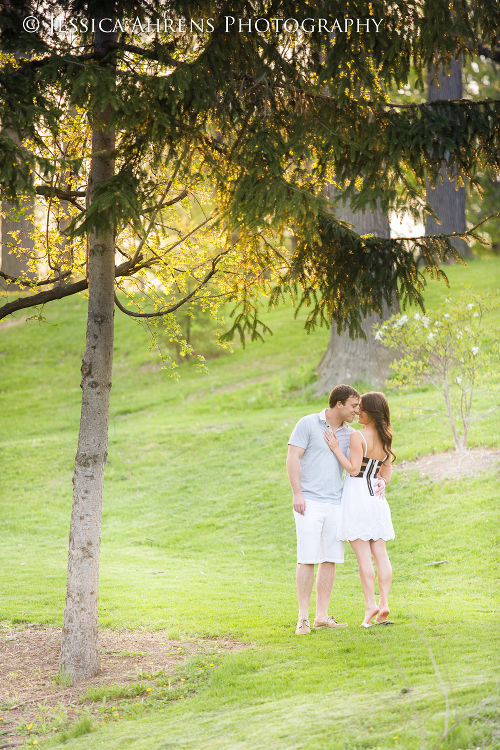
{"left": 350, "top": 430, "right": 365, "bottom": 442}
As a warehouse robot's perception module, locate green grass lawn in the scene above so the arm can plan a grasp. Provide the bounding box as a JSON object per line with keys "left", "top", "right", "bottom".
{"left": 0, "top": 258, "right": 499, "bottom": 750}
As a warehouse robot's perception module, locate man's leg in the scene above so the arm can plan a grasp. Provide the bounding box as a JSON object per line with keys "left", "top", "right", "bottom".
{"left": 313, "top": 503, "right": 346, "bottom": 626}
{"left": 294, "top": 500, "right": 322, "bottom": 632}
{"left": 296, "top": 563, "right": 315, "bottom": 619}
{"left": 315, "top": 562, "right": 336, "bottom": 621}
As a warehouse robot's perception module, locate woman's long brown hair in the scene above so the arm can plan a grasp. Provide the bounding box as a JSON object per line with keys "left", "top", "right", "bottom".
{"left": 361, "top": 392, "right": 396, "bottom": 464}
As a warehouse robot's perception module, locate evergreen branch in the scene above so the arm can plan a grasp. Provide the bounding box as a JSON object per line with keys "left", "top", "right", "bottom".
{"left": 385, "top": 96, "right": 499, "bottom": 110}
{"left": 374, "top": 215, "right": 493, "bottom": 249}
{"left": 108, "top": 41, "right": 179, "bottom": 67}
{"left": 2, "top": 51, "right": 98, "bottom": 75}
{"left": 4, "top": 49, "right": 499, "bottom": 115}
{"left": 475, "top": 43, "right": 500, "bottom": 63}
{"left": 1, "top": 35, "right": 150, "bottom": 77}
{"left": 177, "top": 121, "right": 227, "bottom": 154}
{"left": 0, "top": 40, "right": 178, "bottom": 76}
{"left": 233, "top": 72, "right": 499, "bottom": 111}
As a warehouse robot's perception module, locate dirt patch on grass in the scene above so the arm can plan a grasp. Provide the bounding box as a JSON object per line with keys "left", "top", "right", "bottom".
{"left": 0, "top": 316, "right": 26, "bottom": 333}
{"left": 397, "top": 447, "right": 500, "bottom": 481}
{"left": 0, "top": 624, "right": 241, "bottom": 748}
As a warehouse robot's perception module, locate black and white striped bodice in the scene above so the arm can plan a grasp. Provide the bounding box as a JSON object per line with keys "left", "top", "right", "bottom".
{"left": 351, "top": 432, "right": 385, "bottom": 497}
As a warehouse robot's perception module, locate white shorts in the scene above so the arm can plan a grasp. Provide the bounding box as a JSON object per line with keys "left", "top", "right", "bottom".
{"left": 294, "top": 499, "right": 345, "bottom": 564}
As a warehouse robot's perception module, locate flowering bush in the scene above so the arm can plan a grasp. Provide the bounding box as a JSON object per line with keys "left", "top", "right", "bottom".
{"left": 374, "top": 291, "right": 500, "bottom": 453}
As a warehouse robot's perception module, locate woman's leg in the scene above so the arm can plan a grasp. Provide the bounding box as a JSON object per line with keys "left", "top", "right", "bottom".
{"left": 350, "top": 539, "right": 378, "bottom": 625}
{"left": 370, "top": 539, "right": 392, "bottom": 621}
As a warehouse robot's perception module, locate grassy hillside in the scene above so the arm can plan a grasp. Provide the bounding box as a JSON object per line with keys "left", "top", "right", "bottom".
{"left": 0, "top": 258, "right": 499, "bottom": 750}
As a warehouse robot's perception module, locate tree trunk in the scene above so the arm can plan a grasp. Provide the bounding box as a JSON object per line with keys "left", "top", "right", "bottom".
{"left": 315, "top": 194, "right": 398, "bottom": 395}
{"left": 0, "top": 38, "right": 36, "bottom": 292}
{"left": 0, "top": 195, "right": 35, "bottom": 290}
{"left": 426, "top": 56, "right": 473, "bottom": 259}
{"left": 1, "top": 111, "right": 36, "bottom": 292}
{"left": 59, "top": 23, "right": 117, "bottom": 682}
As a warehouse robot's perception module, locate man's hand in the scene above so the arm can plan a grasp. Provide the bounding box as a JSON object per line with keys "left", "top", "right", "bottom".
{"left": 293, "top": 493, "right": 306, "bottom": 515}
{"left": 373, "top": 477, "right": 386, "bottom": 496}
{"left": 287, "top": 445, "right": 306, "bottom": 514}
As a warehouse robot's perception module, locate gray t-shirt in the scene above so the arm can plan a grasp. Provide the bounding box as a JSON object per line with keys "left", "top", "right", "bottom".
{"left": 288, "top": 410, "right": 354, "bottom": 504}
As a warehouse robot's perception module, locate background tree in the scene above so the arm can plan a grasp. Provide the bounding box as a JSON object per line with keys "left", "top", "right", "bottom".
{"left": 314, "top": 191, "right": 396, "bottom": 393}
{"left": 0, "top": 53, "right": 36, "bottom": 291}
{"left": 375, "top": 291, "right": 500, "bottom": 453}
{"left": 1, "top": 0, "right": 500, "bottom": 681}
{"left": 426, "top": 55, "right": 473, "bottom": 260}
{"left": 316, "top": 49, "right": 486, "bottom": 395}
{"left": 0, "top": 192, "right": 35, "bottom": 290}
{"left": 465, "top": 52, "right": 500, "bottom": 255}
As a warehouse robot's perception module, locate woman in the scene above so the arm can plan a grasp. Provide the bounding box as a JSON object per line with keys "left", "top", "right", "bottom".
{"left": 324, "top": 392, "right": 395, "bottom": 628}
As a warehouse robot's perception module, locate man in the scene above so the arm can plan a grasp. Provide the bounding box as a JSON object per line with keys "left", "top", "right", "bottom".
{"left": 286, "top": 383, "right": 385, "bottom": 635}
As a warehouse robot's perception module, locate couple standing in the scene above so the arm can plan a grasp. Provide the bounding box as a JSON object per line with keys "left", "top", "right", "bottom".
{"left": 286, "top": 384, "right": 395, "bottom": 634}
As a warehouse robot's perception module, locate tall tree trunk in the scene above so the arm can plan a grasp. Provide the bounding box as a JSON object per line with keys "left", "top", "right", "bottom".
{"left": 0, "top": 19, "right": 36, "bottom": 292}
{"left": 315, "top": 193, "right": 397, "bottom": 395}
{"left": 1, "top": 76, "right": 36, "bottom": 292}
{"left": 426, "top": 56, "right": 473, "bottom": 259}
{"left": 59, "top": 22, "right": 117, "bottom": 682}
{"left": 0, "top": 194, "right": 35, "bottom": 290}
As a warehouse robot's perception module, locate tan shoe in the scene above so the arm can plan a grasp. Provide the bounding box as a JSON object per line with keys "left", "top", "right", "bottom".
{"left": 313, "top": 615, "right": 348, "bottom": 629}
{"left": 295, "top": 617, "right": 311, "bottom": 634}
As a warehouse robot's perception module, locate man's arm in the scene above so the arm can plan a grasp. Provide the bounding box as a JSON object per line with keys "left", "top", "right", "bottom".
{"left": 286, "top": 445, "right": 306, "bottom": 515}
{"left": 377, "top": 461, "right": 392, "bottom": 487}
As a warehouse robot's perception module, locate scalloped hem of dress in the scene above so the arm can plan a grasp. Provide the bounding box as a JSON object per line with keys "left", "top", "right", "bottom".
{"left": 338, "top": 535, "right": 395, "bottom": 542}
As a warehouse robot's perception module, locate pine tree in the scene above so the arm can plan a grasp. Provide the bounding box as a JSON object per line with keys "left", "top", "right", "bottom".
{"left": 1, "top": 0, "right": 500, "bottom": 680}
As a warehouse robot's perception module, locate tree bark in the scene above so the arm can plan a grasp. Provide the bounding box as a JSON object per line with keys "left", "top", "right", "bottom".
{"left": 59, "top": 22, "right": 117, "bottom": 682}
{"left": 315, "top": 193, "right": 397, "bottom": 395}
{"left": 426, "top": 56, "right": 473, "bottom": 259}
{"left": 0, "top": 24, "right": 36, "bottom": 292}
{"left": 1, "top": 105, "right": 36, "bottom": 291}
{"left": 0, "top": 195, "right": 35, "bottom": 291}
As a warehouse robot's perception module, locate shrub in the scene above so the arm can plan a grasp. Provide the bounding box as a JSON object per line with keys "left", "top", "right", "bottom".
{"left": 375, "top": 290, "right": 500, "bottom": 452}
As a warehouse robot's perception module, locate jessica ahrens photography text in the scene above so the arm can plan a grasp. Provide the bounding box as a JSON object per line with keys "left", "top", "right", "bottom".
{"left": 27, "top": 15, "right": 384, "bottom": 35}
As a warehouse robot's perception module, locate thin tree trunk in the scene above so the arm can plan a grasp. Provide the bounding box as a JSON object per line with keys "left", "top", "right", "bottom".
{"left": 443, "top": 383, "right": 463, "bottom": 453}
{"left": 426, "top": 56, "right": 473, "bottom": 259}
{"left": 315, "top": 193, "right": 398, "bottom": 395}
{"left": 59, "top": 22, "right": 117, "bottom": 682}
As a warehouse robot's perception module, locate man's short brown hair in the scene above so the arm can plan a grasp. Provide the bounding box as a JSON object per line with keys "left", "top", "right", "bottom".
{"left": 328, "top": 384, "right": 360, "bottom": 408}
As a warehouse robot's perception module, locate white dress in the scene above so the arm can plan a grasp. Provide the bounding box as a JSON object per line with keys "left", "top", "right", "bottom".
{"left": 337, "top": 432, "right": 395, "bottom": 542}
